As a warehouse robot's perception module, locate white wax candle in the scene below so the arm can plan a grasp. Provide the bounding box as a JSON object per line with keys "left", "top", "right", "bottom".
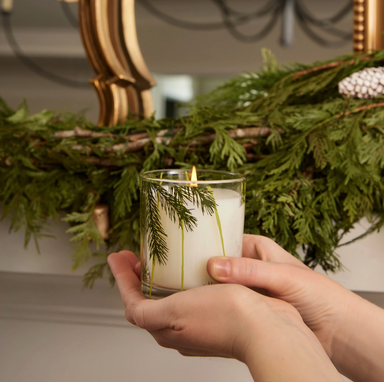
{"left": 146, "top": 188, "right": 244, "bottom": 290}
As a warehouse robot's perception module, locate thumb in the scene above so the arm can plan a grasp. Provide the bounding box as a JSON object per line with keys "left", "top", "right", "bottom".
{"left": 130, "top": 298, "right": 177, "bottom": 331}
{"left": 207, "top": 256, "right": 302, "bottom": 296}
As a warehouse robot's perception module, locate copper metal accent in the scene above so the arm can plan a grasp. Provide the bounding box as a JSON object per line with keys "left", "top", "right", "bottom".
{"left": 78, "top": 0, "right": 155, "bottom": 126}
{"left": 93, "top": 204, "right": 110, "bottom": 240}
{"left": 353, "top": 0, "right": 384, "bottom": 53}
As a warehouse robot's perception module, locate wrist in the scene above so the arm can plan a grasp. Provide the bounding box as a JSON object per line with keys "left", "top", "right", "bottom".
{"left": 228, "top": 292, "right": 342, "bottom": 380}
{"left": 228, "top": 292, "right": 300, "bottom": 362}
{"left": 242, "top": 311, "right": 344, "bottom": 382}
{"left": 329, "top": 293, "right": 384, "bottom": 382}
{"left": 290, "top": 275, "right": 358, "bottom": 361}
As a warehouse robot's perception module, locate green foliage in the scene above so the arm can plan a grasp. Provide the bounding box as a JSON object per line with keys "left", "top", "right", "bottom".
{"left": 82, "top": 253, "right": 115, "bottom": 289}
{"left": 62, "top": 209, "right": 104, "bottom": 271}
{"left": 2, "top": 50, "right": 384, "bottom": 286}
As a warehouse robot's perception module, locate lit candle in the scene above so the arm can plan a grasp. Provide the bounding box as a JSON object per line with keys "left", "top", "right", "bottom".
{"left": 140, "top": 168, "right": 245, "bottom": 299}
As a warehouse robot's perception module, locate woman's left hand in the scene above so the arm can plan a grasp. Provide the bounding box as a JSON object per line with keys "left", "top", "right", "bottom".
{"left": 107, "top": 250, "right": 287, "bottom": 360}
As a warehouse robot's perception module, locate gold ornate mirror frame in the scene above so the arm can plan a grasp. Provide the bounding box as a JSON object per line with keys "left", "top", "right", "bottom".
{"left": 78, "top": 0, "right": 156, "bottom": 127}
{"left": 69, "top": 0, "right": 384, "bottom": 126}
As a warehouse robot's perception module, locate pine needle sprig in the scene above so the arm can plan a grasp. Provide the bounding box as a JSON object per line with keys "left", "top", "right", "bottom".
{"left": 156, "top": 185, "right": 198, "bottom": 232}
{"left": 142, "top": 181, "right": 169, "bottom": 265}
{"left": 62, "top": 208, "right": 105, "bottom": 271}
{"left": 112, "top": 166, "right": 140, "bottom": 219}
{"left": 81, "top": 253, "right": 114, "bottom": 289}
{"left": 141, "top": 181, "right": 217, "bottom": 265}
{"left": 164, "top": 185, "right": 217, "bottom": 222}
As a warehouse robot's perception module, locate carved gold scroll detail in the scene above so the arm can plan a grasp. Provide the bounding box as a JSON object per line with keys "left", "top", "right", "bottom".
{"left": 78, "top": 0, "right": 156, "bottom": 126}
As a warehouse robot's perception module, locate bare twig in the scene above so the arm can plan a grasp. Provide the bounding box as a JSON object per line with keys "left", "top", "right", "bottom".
{"left": 189, "top": 127, "right": 281, "bottom": 146}
{"left": 1, "top": 126, "right": 281, "bottom": 168}
{"left": 53, "top": 126, "right": 173, "bottom": 142}
{"left": 293, "top": 56, "right": 375, "bottom": 81}
{"left": 0, "top": 124, "right": 291, "bottom": 171}
{"left": 66, "top": 126, "right": 279, "bottom": 154}
{"left": 338, "top": 102, "right": 384, "bottom": 118}
{"left": 54, "top": 126, "right": 112, "bottom": 139}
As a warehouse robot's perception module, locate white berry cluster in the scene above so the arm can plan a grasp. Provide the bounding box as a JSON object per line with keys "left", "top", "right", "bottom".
{"left": 338, "top": 67, "right": 384, "bottom": 99}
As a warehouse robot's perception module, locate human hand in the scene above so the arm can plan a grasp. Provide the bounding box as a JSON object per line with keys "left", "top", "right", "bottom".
{"left": 206, "top": 234, "right": 384, "bottom": 382}
{"left": 107, "top": 250, "right": 343, "bottom": 381}
{"left": 207, "top": 234, "right": 349, "bottom": 355}
{"left": 107, "top": 250, "right": 299, "bottom": 360}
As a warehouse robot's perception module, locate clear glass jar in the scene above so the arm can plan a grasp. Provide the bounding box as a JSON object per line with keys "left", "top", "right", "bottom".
{"left": 140, "top": 169, "right": 246, "bottom": 299}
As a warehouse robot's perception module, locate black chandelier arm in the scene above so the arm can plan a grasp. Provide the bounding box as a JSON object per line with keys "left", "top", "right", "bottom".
{"left": 137, "top": 0, "right": 352, "bottom": 48}
{"left": 214, "top": 0, "right": 282, "bottom": 43}
{"left": 295, "top": 5, "right": 352, "bottom": 39}
{"left": 137, "top": 0, "right": 228, "bottom": 30}
{"left": 295, "top": 10, "right": 352, "bottom": 48}
{"left": 1, "top": 13, "right": 89, "bottom": 88}
{"left": 295, "top": 0, "right": 353, "bottom": 27}
{"left": 214, "top": 0, "right": 280, "bottom": 19}
{"left": 137, "top": 0, "right": 279, "bottom": 31}
{"left": 59, "top": 0, "right": 78, "bottom": 29}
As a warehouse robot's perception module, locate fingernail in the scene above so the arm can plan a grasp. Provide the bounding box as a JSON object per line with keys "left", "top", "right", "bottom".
{"left": 128, "top": 305, "right": 137, "bottom": 326}
{"left": 106, "top": 253, "right": 121, "bottom": 275}
{"left": 107, "top": 255, "right": 116, "bottom": 274}
{"left": 214, "top": 258, "right": 231, "bottom": 277}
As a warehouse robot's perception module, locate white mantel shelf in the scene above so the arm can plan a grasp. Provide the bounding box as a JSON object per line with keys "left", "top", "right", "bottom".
{"left": 0, "top": 270, "right": 382, "bottom": 325}
{"left": 1, "top": 271, "right": 383, "bottom": 330}
{"left": 1, "top": 209, "right": 384, "bottom": 292}
{"left": 0, "top": 271, "right": 127, "bottom": 328}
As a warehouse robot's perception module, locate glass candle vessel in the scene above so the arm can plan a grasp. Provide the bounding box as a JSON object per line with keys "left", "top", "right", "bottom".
{"left": 140, "top": 168, "right": 246, "bottom": 299}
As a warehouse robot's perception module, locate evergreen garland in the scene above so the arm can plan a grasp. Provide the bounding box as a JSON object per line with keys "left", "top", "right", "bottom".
{"left": 2, "top": 49, "right": 384, "bottom": 287}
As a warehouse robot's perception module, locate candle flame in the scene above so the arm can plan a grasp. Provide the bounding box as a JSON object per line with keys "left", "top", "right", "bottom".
{"left": 191, "top": 166, "right": 197, "bottom": 182}
{"left": 190, "top": 166, "right": 197, "bottom": 187}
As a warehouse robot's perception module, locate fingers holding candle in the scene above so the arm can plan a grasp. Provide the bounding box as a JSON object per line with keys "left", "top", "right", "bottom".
{"left": 206, "top": 234, "right": 304, "bottom": 289}
{"left": 107, "top": 251, "right": 145, "bottom": 323}
{"left": 242, "top": 234, "right": 307, "bottom": 268}
{"left": 207, "top": 255, "right": 304, "bottom": 295}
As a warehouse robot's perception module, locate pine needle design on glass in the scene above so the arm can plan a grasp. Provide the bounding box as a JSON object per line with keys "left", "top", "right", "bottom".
{"left": 141, "top": 181, "right": 217, "bottom": 267}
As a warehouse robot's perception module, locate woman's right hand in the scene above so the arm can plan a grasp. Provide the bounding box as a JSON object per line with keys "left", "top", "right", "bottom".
{"left": 208, "top": 234, "right": 350, "bottom": 355}
{"left": 207, "top": 234, "right": 384, "bottom": 382}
